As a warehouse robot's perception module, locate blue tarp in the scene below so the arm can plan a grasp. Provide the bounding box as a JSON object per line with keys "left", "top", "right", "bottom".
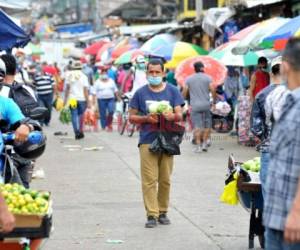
{"left": 0, "top": 9, "right": 30, "bottom": 51}
{"left": 55, "top": 23, "right": 93, "bottom": 34}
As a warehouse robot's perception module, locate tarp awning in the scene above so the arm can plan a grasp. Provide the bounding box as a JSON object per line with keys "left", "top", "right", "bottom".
{"left": 0, "top": 9, "right": 30, "bottom": 51}
{"left": 244, "top": 0, "right": 283, "bottom": 8}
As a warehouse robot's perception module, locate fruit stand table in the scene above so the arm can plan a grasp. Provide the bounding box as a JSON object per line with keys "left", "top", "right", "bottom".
{"left": 228, "top": 155, "right": 264, "bottom": 249}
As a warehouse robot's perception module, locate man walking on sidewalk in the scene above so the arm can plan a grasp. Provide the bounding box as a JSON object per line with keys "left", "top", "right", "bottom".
{"left": 129, "top": 59, "right": 184, "bottom": 228}
{"left": 182, "top": 62, "right": 216, "bottom": 152}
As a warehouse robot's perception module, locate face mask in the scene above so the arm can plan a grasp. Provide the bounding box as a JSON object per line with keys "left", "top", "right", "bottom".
{"left": 137, "top": 63, "right": 146, "bottom": 70}
{"left": 99, "top": 74, "right": 108, "bottom": 80}
{"left": 148, "top": 76, "right": 162, "bottom": 86}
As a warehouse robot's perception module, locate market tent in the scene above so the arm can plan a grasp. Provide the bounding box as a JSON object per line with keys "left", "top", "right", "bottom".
{"left": 0, "top": 9, "right": 30, "bottom": 51}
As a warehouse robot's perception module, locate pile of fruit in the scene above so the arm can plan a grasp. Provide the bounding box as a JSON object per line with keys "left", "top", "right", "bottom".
{"left": 242, "top": 157, "right": 261, "bottom": 173}
{"left": 0, "top": 183, "right": 50, "bottom": 215}
{"left": 149, "top": 101, "right": 173, "bottom": 114}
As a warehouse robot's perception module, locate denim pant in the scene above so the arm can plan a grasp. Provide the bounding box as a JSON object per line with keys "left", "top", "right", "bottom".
{"left": 70, "top": 101, "right": 87, "bottom": 134}
{"left": 260, "top": 151, "right": 270, "bottom": 198}
{"left": 265, "top": 228, "right": 300, "bottom": 250}
{"left": 97, "top": 98, "right": 115, "bottom": 129}
{"left": 38, "top": 93, "right": 53, "bottom": 125}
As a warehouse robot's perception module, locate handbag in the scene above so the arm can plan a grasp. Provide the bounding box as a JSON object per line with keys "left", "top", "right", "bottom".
{"left": 149, "top": 117, "right": 185, "bottom": 156}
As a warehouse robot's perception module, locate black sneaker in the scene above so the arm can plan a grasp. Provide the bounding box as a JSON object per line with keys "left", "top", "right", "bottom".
{"left": 145, "top": 216, "right": 157, "bottom": 228}
{"left": 158, "top": 213, "right": 171, "bottom": 225}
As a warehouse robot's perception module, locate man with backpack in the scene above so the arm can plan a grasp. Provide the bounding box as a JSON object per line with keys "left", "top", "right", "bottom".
{"left": 0, "top": 54, "right": 42, "bottom": 188}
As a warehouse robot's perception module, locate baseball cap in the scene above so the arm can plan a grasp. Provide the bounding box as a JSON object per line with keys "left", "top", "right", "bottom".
{"left": 136, "top": 55, "right": 145, "bottom": 63}
{"left": 271, "top": 56, "right": 282, "bottom": 68}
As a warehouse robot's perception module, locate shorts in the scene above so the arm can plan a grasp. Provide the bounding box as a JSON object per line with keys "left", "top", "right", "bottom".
{"left": 191, "top": 110, "right": 212, "bottom": 129}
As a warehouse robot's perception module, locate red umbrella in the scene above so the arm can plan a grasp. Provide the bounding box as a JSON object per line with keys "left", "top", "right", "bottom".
{"left": 84, "top": 41, "right": 107, "bottom": 55}
{"left": 96, "top": 42, "right": 114, "bottom": 61}
{"left": 175, "top": 56, "right": 227, "bottom": 88}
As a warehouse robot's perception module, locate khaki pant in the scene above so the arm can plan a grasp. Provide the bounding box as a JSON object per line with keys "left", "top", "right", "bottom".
{"left": 139, "top": 144, "right": 174, "bottom": 218}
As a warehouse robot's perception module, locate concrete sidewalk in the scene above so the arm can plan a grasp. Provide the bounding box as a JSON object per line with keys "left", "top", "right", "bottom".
{"left": 33, "top": 114, "right": 261, "bottom": 250}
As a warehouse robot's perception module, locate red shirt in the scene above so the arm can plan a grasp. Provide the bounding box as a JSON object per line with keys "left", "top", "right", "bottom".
{"left": 253, "top": 70, "right": 270, "bottom": 98}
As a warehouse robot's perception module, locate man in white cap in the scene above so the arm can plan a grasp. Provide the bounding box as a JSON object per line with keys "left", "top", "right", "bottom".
{"left": 251, "top": 56, "right": 288, "bottom": 197}
{"left": 131, "top": 55, "right": 148, "bottom": 95}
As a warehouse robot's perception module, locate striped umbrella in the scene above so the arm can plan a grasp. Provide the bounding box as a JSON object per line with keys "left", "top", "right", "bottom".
{"left": 114, "top": 49, "right": 145, "bottom": 65}
{"left": 150, "top": 41, "right": 208, "bottom": 68}
{"left": 141, "top": 34, "right": 177, "bottom": 53}
{"left": 230, "top": 17, "right": 289, "bottom": 54}
{"left": 209, "top": 41, "right": 278, "bottom": 67}
{"left": 262, "top": 15, "right": 300, "bottom": 50}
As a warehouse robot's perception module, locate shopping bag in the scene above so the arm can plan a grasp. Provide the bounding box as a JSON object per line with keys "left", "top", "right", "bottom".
{"left": 53, "top": 96, "right": 64, "bottom": 111}
{"left": 149, "top": 119, "right": 185, "bottom": 155}
{"left": 220, "top": 172, "right": 239, "bottom": 205}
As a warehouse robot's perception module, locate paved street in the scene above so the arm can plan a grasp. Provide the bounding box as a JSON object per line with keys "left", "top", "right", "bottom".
{"left": 33, "top": 112, "right": 260, "bottom": 250}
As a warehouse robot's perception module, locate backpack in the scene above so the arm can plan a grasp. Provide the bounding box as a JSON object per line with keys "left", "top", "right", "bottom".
{"left": 6, "top": 82, "right": 40, "bottom": 117}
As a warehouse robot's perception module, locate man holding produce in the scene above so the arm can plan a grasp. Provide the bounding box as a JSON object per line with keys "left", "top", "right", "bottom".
{"left": 129, "top": 59, "right": 184, "bottom": 228}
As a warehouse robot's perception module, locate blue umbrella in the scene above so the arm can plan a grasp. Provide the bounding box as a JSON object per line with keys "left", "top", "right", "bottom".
{"left": 0, "top": 9, "right": 30, "bottom": 51}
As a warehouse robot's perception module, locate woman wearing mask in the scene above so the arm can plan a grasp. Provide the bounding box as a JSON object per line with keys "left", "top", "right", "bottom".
{"left": 92, "top": 66, "right": 121, "bottom": 131}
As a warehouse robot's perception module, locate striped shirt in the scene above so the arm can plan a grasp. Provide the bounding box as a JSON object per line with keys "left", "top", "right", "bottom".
{"left": 34, "top": 74, "right": 55, "bottom": 95}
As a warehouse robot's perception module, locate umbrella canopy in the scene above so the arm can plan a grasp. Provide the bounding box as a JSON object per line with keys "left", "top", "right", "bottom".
{"left": 96, "top": 42, "right": 114, "bottom": 62}
{"left": 175, "top": 56, "right": 228, "bottom": 88}
{"left": 114, "top": 49, "right": 145, "bottom": 65}
{"left": 262, "top": 15, "right": 300, "bottom": 50}
{"left": 150, "top": 41, "right": 208, "bottom": 68}
{"left": 141, "top": 34, "right": 177, "bottom": 53}
{"left": 0, "top": 9, "right": 30, "bottom": 51}
{"left": 84, "top": 40, "right": 107, "bottom": 55}
{"left": 111, "top": 37, "right": 141, "bottom": 60}
{"left": 209, "top": 41, "right": 278, "bottom": 67}
{"left": 230, "top": 17, "right": 289, "bottom": 54}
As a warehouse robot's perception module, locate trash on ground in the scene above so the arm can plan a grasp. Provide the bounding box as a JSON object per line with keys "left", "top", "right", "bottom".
{"left": 106, "top": 239, "right": 124, "bottom": 244}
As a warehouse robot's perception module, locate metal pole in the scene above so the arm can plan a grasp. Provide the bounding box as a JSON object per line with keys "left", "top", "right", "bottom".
{"left": 94, "top": 0, "right": 101, "bottom": 32}
{"left": 156, "top": 0, "right": 162, "bottom": 17}
{"left": 76, "top": 0, "right": 81, "bottom": 22}
{"left": 196, "top": 0, "right": 203, "bottom": 21}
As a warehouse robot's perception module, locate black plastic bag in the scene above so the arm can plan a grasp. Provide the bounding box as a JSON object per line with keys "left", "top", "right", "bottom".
{"left": 149, "top": 120, "right": 185, "bottom": 155}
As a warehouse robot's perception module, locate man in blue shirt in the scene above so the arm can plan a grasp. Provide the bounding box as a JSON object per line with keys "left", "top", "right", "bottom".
{"left": 264, "top": 38, "right": 300, "bottom": 249}
{"left": 129, "top": 59, "right": 184, "bottom": 228}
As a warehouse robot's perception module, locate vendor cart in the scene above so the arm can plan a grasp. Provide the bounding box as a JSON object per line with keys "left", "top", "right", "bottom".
{"left": 228, "top": 155, "right": 264, "bottom": 249}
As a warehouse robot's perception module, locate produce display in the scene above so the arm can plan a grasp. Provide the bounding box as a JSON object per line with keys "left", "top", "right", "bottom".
{"left": 242, "top": 157, "right": 261, "bottom": 172}
{"left": 149, "top": 101, "right": 173, "bottom": 114}
{"left": 0, "top": 183, "right": 50, "bottom": 215}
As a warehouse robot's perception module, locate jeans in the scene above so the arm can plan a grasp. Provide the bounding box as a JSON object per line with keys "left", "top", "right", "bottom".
{"left": 38, "top": 93, "right": 53, "bottom": 125}
{"left": 97, "top": 98, "right": 115, "bottom": 129}
{"left": 70, "top": 101, "right": 87, "bottom": 135}
{"left": 265, "top": 228, "right": 300, "bottom": 250}
{"left": 260, "top": 151, "right": 270, "bottom": 198}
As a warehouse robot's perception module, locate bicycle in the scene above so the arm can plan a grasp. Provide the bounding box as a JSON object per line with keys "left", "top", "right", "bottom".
{"left": 117, "top": 93, "right": 136, "bottom": 137}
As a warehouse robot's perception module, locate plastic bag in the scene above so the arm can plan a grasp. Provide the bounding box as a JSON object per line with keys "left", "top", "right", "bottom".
{"left": 59, "top": 107, "right": 72, "bottom": 124}
{"left": 211, "top": 101, "right": 231, "bottom": 117}
{"left": 53, "top": 96, "right": 64, "bottom": 111}
{"left": 220, "top": 172, "right": 239, "bottom": 205}
{"left": 149, "top": 120, "right": 185, "bottom": 155}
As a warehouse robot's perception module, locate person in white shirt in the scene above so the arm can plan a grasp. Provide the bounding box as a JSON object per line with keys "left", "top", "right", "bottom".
{"left": 92, "top": 66, "right": 120, "bottom": 131}
{"left": 130, "top": 55, "right": 148, "bottom": 95}
{"left": 64, "top": 61, "right": 89, "bottom": 139}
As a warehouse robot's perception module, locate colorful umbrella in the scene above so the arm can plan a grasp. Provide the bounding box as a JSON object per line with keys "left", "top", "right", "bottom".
{"left": 141, "top": 34, "right": 177, "bottom": 53}
{"left": 209, "top": 41, "right": 278, "bottom": 67}
{"left": 114, "top": 49, "right": 145, "bottom": 65}
{"left": 230, "top": 17, "right": 289, "bottom": 54}
{"left": 150, "top": 41, "right": 208, "bottom": 68}
{"left": 262, "top": 15, "right": 300, "bottom": 50}
{"left": 175, "top": 56, "right": 227, "bottom": 88}
{"left": 96, "top": 42, "right": 114, "bottom": 62}
{"left": 84, "top": 40, "right": 107, "bottom": 55}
